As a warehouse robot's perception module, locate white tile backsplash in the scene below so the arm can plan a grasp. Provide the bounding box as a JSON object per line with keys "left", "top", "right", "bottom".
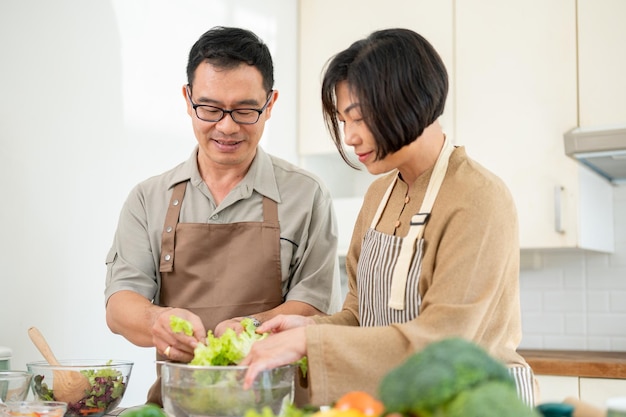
{"left": 519, "top": 186, "right": 626, "bottom": 350}
{"left": 543, "top": 291, "right": 585, "bottom": 312}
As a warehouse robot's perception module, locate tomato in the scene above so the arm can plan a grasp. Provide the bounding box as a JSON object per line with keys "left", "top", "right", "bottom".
{"left": 313, "top": 408, "right": 366, "bottom": 417}
{"left": 334, "top": 391, "right": 385, "bottom": 417}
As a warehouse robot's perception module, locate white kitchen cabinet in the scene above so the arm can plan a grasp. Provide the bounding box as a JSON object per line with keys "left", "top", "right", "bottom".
{"left": 535, "top": 375, "right": 626, "bottom": 409}
{"left": 455, "top": 0, "right": 614, "bottom": 251}
{"left": 299, "top": 0, "right": 615, "bottom": 251}
{"left": 577, "top": 0, "right": 626, "bottom": 127}
{"left": 579, "top": 377, "right": 626, "bottom": 409}
{"left": 535, "top": 375, "right": 579, "bottom": 403}
{"left": 298, "top": 0, "right": 455, "bottom": 156}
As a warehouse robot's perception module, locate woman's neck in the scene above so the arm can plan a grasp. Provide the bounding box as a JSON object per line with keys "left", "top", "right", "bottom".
{"left": 397, "top": 121, "right": 446, "bottom": 187}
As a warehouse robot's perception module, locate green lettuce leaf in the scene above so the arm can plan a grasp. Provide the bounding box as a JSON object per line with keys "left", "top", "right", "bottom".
{"left": 170, "top": 315, "right": 194, "bottom": 336}
{"left": 190, "top": 318, "right": 268, "bottom": 366}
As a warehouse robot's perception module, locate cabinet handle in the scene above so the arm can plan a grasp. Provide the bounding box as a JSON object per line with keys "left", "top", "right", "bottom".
{"left": 554, "top": 185, "right": 565, "bottom": 234}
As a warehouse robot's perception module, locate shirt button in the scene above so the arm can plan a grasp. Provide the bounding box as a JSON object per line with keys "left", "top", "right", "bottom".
{"left": 164, "top": 254, "right": 171, "bottom": 261}
{"left": 404, "top": 196, "right": 410, "bottom": 204}
{"left": 173, "top": 199, "right": 179, "bottom": 206}
{"left": 210, "top": 214, "right": 218, "bottom": 220}
{"left": 166, "top": 226, "right": 173, "bottom": 233}
{"left": 394, "top": 220, "right": 401, "bottom": 228}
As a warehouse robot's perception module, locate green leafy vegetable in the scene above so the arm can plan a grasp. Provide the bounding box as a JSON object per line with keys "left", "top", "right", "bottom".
{"left": 378, "top": 338, "right": 521, "bottom": 417}
{"left": 445, "top": 380, "right": 540, "bottom": 417}
{"left": 120, "top": 404, "right": 167, "bottom": 417}
{"left": 244, "top": 404, "right": 316, "bottom": 417}
{"left": 170, "top": 315, "right": 194, "bottom": 336}
{"left": 295, "top": 357, "right": 308, "bottom": 378}
{"left": 190, "top": 317, "right": 268, "bottom": 366}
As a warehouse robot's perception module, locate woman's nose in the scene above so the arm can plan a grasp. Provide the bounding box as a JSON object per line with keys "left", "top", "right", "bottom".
{"left": 343, "top": 125, "right": 359, "bottom": 147}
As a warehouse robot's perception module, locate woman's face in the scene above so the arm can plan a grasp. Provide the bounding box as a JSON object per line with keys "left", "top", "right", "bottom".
{"left": 336, "top": 82, "right": 400, "bottom": 176}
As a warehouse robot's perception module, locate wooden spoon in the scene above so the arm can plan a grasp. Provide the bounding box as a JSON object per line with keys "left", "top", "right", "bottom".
{"left": 27, "top": 327, "right": 91, "bottom": 404}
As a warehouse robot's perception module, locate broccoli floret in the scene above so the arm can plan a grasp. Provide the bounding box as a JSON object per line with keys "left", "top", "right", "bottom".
{"left": 378, "top": 338, "right": 516, "bottom": 417}
{"left": 445, "top": 381, "right": 541, "bottom": 417}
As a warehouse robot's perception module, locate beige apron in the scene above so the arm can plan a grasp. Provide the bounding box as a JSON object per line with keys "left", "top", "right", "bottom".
{"left": 358, "top": 138, "right": 454, "bottom": 325}
{"left": 357, "top": 139, "right": 535, "bottom": 405}
{"left": 147, "top": 181, "right": 283, "bottom": 405}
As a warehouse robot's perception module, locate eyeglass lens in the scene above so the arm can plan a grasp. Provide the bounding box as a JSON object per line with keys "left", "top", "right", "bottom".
{"left": 195, "top": 107, "right": 261, "bottom": 124}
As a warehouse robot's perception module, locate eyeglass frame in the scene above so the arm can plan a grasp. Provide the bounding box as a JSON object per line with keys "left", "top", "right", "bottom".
{"left": 186, "top": 85, "right": 274, "bottom": 125}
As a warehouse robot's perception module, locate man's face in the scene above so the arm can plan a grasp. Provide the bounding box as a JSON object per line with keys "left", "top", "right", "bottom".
{"left": 184, "top": 61, "right": 277, "bottom": 172}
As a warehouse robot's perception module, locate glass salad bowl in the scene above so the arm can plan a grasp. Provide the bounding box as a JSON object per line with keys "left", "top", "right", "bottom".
{"left": 161, "top": 362, "right": 295, "bottom": 417}
{"left": 26, "top": 360, "right": 133, "bottom": 417}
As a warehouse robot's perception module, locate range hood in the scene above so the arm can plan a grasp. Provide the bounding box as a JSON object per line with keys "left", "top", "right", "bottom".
{"left": 564, "top": 125, "right": 626, "bottom": 185}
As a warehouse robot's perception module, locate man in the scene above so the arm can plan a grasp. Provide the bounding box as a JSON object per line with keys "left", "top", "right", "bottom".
{"left": 104, "top": 26, "right": 342, "bottom": 405}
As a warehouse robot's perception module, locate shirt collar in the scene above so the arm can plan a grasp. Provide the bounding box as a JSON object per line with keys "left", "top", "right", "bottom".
{"left": 243, "top": 147, "right": 282, "bottom": 203}
{"left": 167, "top": 146, "right": 281, "bottom": 203}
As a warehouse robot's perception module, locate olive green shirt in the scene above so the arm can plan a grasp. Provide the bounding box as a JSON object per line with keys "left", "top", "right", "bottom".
{"left": 105, "top": 146, "right": 343, "bottom": 314}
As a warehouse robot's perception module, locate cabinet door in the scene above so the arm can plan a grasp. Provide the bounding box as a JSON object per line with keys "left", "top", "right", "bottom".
{"left": 455, "top": 0, "right": 595, "bottom": 249}
{"left": 579, "top": 377, "right": 626, "bottom": 409}
{"left": 298, "top": 0, "right": 454, "bottom": 155}
{"left": 535, "top": 375, "right": 579, "bottom": 403}
{"left": 578, "top": 0, "right": 626, "bottom": 126}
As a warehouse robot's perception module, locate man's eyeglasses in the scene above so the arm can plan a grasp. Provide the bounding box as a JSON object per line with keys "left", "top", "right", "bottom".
{"left": 186, "top": 85, "right": 273, "bottom": 125}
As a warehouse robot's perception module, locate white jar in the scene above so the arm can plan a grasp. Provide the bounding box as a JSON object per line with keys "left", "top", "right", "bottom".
{"left": 607, "top": 397, "right": 626, "bottom": 417}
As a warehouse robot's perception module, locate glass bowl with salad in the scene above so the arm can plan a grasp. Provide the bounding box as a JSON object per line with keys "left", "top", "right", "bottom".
{"left": 26, "top": 359, "right": 133, "bottom": 417}
{"left": 161, "top": 316, "right": 298, "bottom": 417}
{"left": 161, "top": 362, "right": 295, "bottom": 417}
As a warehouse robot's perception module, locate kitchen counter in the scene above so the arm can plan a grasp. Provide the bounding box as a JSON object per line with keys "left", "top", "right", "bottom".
{"left": 519, "top": 349, "right": 626, "bottom": 379}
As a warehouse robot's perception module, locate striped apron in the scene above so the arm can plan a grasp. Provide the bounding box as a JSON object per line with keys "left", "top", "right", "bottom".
{"left": 356, "top": 138, "right": 536, "bottom": 406}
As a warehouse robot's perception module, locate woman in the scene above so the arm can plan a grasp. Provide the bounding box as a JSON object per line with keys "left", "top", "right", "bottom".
{"left": 241, "top": 28, "right": 535, "bottom": 406}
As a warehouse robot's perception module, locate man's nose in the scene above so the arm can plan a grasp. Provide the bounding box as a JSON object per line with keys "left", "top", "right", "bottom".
{"left": 215, "top": 113, "right": 241, "bottom": 134}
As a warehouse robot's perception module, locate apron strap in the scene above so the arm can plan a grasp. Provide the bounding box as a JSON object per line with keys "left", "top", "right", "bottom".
{"left": 262, "top": 195, "right": 279, "bottom": 226}
{"left": 159, "top": 182, "right": 187, "bottom": 273}
{"left": 389, "top": 138, "right": 454, "bottom": 310}
{"left": 370, "top": 176, "right": 398, "bottom": 229}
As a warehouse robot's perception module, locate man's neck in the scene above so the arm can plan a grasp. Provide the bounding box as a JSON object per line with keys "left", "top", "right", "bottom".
{"left": 197, "top": 157, "right": 254, "bottom": 206}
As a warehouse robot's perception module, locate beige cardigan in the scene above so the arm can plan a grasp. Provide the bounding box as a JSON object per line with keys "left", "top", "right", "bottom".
{"left": 307, "top": 146, "right": 529, "bottom": 405}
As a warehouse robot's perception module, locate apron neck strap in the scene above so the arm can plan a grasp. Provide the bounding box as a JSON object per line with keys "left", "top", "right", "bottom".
{"left": 388, "top": 137, "right": 454, "bottom": 310}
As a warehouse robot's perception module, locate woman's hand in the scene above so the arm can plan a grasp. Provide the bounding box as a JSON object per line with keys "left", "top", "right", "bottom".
{"left": 240, "top": 326, "right": 307, "bottom": 389}
{"left": 152, "top": 307, "right": 205, "bottom": 362}
{"left": 257, "top": 314, "right": 316, "bottom": 334}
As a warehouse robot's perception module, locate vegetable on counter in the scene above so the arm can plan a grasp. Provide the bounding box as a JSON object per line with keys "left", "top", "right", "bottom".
{"left": 378, "top": 337, "right": 540, "bottom": 417}
{"left": 244, "top": 391, "right": 383, "bottom": 417}
{"left": 333, "top": 391, "right": 384, "bottom": 417}
{"left": 244, "top": 404, "right": 317, "bottom": 417}
{"left": 245, "top": 338, "right": 541, "bottom": 417}
{"left": 120, "top": 404, "right": 167, "bottom": 417}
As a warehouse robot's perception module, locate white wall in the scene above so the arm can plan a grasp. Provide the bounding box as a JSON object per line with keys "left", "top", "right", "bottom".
{"left": 0, "top": 0, "right": 297, "bottom": 407}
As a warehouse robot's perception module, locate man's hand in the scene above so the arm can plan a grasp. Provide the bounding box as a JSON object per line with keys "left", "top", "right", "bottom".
{"left": 152, "top": 308, "right": 206, "bottom": 362}
{"left": 213, "top": 300, "right": 322, "bottom": 338}
{"left": 214, "top": 317, "right": 249, "bottom": 337}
